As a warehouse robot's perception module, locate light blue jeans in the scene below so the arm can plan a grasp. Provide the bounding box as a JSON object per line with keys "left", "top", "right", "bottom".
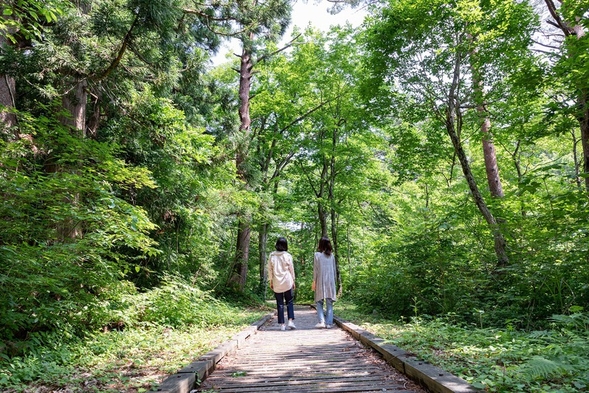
{"left": 316, "top": 298, "right": 334, "bottom": 325}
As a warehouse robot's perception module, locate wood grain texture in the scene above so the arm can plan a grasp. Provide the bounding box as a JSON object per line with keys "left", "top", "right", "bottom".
{"left": 195, "top": 306, "right": 427, "bottom": 393}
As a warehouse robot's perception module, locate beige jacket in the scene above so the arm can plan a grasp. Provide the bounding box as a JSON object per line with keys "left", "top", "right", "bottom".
{"left": 267, "top": 251, "right": 295, "bottom": 293}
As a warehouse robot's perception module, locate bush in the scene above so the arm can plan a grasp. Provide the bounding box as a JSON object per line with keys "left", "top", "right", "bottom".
{"left": 139, "top": 275, "right": 239, "bottom": 328}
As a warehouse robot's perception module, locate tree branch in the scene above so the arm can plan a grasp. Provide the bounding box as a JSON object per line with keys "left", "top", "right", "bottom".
{"left": 95, "top": 13, "right": 139, "bottom": 81}
{"left": 256, "top": 34, "right": 302, "bottom": 64}
{"left": 544, "top": 0, "right": 573, "bottom": 36}
{"left": 277, "top": 95, "right": 339, "bottom": 135}
{"left": 297, "top": 160, "right": 320, "bottom": 197}
{"left": 532, "top": 38, "right": 562, "bottom": 50}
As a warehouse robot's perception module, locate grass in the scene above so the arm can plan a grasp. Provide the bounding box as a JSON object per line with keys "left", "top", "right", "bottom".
{"left": 335, "top": 301, "right": 589, "bottom": 393}
{"left": 0, "top": 306, "right": 271, "bottom": 393}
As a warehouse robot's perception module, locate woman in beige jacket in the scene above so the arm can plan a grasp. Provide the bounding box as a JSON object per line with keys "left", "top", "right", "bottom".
{"left": 268, "top": 237, "right": 296, "bottom": 331}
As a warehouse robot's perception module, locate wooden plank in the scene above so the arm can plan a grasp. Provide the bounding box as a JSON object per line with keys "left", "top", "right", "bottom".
{"left": 195, "top": 306, "right": 426, "bottom": 393}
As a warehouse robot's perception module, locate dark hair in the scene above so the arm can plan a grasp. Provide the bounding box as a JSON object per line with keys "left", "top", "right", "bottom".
{"left": 317, "top": 237, "right": 332, "bottom": 256}
{"left": 275, "top": 237, "right": 288, "bottom": 252}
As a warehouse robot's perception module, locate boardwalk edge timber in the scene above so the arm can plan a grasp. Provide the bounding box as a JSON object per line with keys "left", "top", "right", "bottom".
{"left": 334, "top": 316, "right": 482, "bottom": 393}
{"left": 147, "top": 313, "right": 274, "bottom": 393}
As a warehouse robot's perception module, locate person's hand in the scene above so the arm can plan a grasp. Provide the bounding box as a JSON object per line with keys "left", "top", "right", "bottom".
{"left": 270, "top": 281, "right": 273, "bottom": 289}
{"left": 292, "top": 283, "right": 296, "bottom": 290}
{"left": 311, "top": 281, "right": 316, "bottom": 291}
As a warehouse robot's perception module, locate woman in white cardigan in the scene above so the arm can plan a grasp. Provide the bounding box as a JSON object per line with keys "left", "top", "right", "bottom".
{"left": 268, "top": 237, "right": 296, "bottom": 331}
{"left": 312, "top": 237, "right": 337, "bottom": 328}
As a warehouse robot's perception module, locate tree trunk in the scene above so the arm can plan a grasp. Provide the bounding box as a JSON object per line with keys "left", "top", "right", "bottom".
{"left": 0, "top": 75, "right": 16, "bottom": 131}
{"left": 61, "top": 79, "right": 88, "bottom": 137}
{"left": 318, "top": 163, "right": 328, "bottom": 237}
{"left": 0, "top": 35, "right": 17, "bottom": 131}
{"left": 229, "top": 218, "right": 251, "bottom": 290}
{"left": 229, "top": 44, "right": 254, "bottom": 292}
{"left": 238, "top": 49, "right": 252, "bottom": 138}
{"left": 480, "top": 110, "right": 504, "bottom": 197}
{"left": 328, "top": 126, "right": 342, "bottom": 295}
{"left": 448, "top": 52, "right": 509, "bottom": 267}
{"left": 578, "top": 90, "right": 589, "bottom": 191}
{"left": 470, "top": 39, "right": 504, "bottom": 198}
{"left": 313, "top": 145, "right": 329, "bottom": 237}
{"left": 447, "top": 117, "right": 509, "bottom": 266}
{"left": 258, "top": 222, "right": 268, "bottom": 297}
{"left": 318, "top": 203, "right": 328, "bottom": 238}
{"left": 330, "top": 208, "right": 342, "bottom": 297}
{"left": 53, "top": 78, "right": 87, "bottom": 240}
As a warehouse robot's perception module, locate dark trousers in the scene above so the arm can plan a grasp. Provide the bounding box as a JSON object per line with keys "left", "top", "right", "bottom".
{"left": 274, "top": 287, "right": 295, "bottom": 324}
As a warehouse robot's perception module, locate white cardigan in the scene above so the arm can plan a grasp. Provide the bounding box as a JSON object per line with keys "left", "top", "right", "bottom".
{"left": 313, "top": 251, "right": 337, "bottom": 302}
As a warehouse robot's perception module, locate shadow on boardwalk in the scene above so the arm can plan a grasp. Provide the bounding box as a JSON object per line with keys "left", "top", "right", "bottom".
{"left": 195, "top": 305, "right": 427, "bottom": 393}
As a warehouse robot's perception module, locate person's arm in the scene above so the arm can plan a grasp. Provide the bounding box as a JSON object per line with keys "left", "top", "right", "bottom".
{"left": 288, "top": 254, "right": 296, "bottom": 290}
{"left": 312, "top": 253, "right": 318, "bottom": 291}
{"left": 267, "top": 256, "right": 274, "bottom": 290}
{"left": 332, "top": 255, "right": 337, "bottom": 280}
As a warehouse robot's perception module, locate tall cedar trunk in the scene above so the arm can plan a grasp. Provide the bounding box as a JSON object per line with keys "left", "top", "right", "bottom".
{"left": 0, "top": 35, "right": 17, "bottom": 131}
{"left": 230, "top": 45, "right": 254, "bottom": 291}
{"left": 258, "top": 222, "right": 268, "bottom": 297}
{"left": 232, "top": 218, "right": 251, "bottom": 290}
{"left": 55, "top": 78, "right": 87, "bottom": 240}
{"left": 232, "top": 217, "right": 251, "bottom": 292}
{"left": 61, "top": 79, "right": 88, "bottom": 137}
{"left": 448, "top": 53, "right": 509, "bottom": 267}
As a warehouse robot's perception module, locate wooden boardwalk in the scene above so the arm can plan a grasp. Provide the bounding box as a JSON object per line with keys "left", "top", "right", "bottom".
{"left": 195, "top": 305, "right": 427, "bottom": 393}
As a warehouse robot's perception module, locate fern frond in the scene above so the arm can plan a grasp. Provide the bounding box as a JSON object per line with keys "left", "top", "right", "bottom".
{"left": 525, "top": 356, "right": 570, "bottom": 379}
{"left": 550, "top": 313, "right": 589, "bottom": 331}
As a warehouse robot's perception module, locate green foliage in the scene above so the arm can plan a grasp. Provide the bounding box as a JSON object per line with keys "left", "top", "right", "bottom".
{"left": 337, "top": 304, "right": 589, "bottom": 392}
{"left": 348, "top": 184, "right": 491, "bottom": 320}
{"left": 139, "top": 275, "right": 242, "bottom": 328}
{"left": 0, "top": 0, "right": 64, "bottom": 43}
{"left": 0, "top": 108, "right": 158, "bottom": 340}
{"left": 345, "top": 0, "right": 589, "bottom": 332}
{"left": 0, "top": 283, "right": 268, "bottom": 391}
{"left": 100, "top": 90, "right": 228, "bottom": 285}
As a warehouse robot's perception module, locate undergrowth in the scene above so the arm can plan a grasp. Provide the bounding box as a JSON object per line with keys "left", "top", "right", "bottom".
{"left": 0, "top": 276, "right": 271, "bottom": 392}
{"left": 336, "top": 301, "right": 589, "bottom": 393}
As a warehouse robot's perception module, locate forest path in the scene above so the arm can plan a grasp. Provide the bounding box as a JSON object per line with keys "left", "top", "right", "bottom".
{"left": 195, "top": 305, "right": 427, "bottom": 393}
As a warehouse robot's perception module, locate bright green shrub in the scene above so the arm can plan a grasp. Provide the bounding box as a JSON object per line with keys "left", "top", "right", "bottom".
{"left": 139, "top": 275, "right": 238, "bottom": 328}
{"left": 0, "top": 111, "right": 158, "bottom": 340}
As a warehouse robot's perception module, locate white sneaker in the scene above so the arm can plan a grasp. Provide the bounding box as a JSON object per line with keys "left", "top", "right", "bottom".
{"left": 287, "top": 320, "right": 296, "bottom": 329}
{"left": 315, "top": 322, "right": 326, "bottom": 328}
{"left": 326, "top": 324, "right": 333, "bottom": 329}
{"left": 280, "top": 324, "right": 286, "bottom": 331}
